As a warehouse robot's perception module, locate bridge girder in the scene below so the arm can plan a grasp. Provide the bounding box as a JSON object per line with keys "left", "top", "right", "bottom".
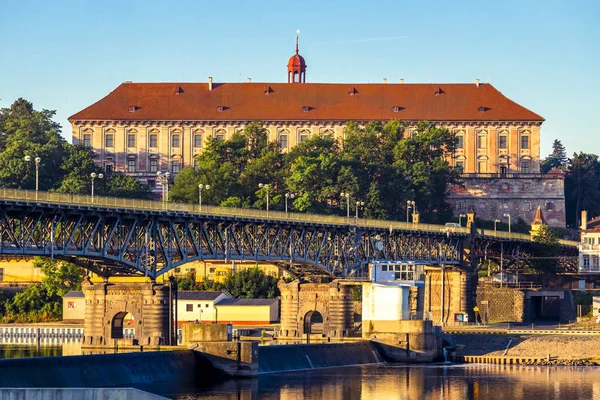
{"left": 0, "top": 203, "right": 466, "bottom": 278}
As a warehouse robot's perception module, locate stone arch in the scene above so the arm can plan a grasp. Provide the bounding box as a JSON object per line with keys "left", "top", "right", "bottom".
{"left": 303, "top": 310, "right": 324, "bottom": 334}
{"left": 105, "top": 307, "right": 143, "bottom": 340}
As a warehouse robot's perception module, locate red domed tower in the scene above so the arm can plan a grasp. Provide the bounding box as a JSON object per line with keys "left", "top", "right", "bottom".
{"left": 287, "top": 35, "right": 306, "bottom": 83}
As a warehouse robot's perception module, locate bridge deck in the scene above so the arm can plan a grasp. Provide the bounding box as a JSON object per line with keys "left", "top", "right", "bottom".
{"left": 0, "top": 189, "right": 578, "bottom": 247}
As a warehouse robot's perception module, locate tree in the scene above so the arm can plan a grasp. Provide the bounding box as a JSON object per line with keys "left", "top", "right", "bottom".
{"left": 215, "top": 267, "right": 280, "bottom": 299}
{"left": 541, "top": 139, "right": 568, "bottom": 173}
{"left": 528, "top": 225, "right": 561, "bottom": 273}
{"left": 564, "top": 152, "right": 600, "bottom": 227}
{"left": 0, "top": 98, "right": 68, "bottom": 191}
{"left": 393, "top": 121, "right": 461, "bottom": 222}
{"left": 103, "top": 173, "right": 152, "bottom": 199}
{"left": 2, "top": 258, "right": 86, "bottom": 322}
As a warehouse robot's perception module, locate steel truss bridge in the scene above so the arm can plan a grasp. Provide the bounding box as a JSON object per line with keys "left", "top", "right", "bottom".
{"left": 0, "top": 189, "right": 579, "bottom": 279}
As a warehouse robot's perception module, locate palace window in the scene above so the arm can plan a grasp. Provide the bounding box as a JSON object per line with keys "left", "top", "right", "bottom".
{"left": 477, "top": 134, "right": 486, "bottom": 149}
{"left": 127, "top": 158, "right": 136, "bottom": 173}
{"left": 149, "top": 159, "right": 158, "bottom": 173}
{"left": 83, "top": 134, "right": 91, "bottom": 147}
{"left": 524, "top": 201, "right": 531, "bottom": 211}
{"left": 149, "top": 134, "right": 158, "bottom": 147}
{"left": 215, "top": 130, "right": 226, "bottom": 141}
{"left": 186, "top": 304, "right": 193, "bottom": 312}
{"left": 583, "top": 255, "right": 590, "bottom": 268}
{"left": 105, "top": 164, "right": 113, "bottom": 175}
{"left": 546, "top": 201, "right": 554, "bottom": 211}
{"left": 148, "top": 179, "right": 156, "bottom": 188}
{"left": 171, "top": 160, "right": 181, "bottom": 174}
{"left": 171, "top": 134, "right": 180, "bottom": 148}
{"left": 521, "top": 135, "right": 530, "bottom": 149}
{"left": 456, "top": 135, "right": 464, "bottom": 149}
{"left": 455, "top": 160, "right": 464, "bottom": 171}
{"left": 521, "top": 160, "right": 530, "bottom": 173}
{"left": 105, "top": 134, "right": 114, "bottom": 147}
{"left": 128, "top": 134, "right": 136, "bottom": 148}
{"left": 499, "top": 135, "right": 507, "bottom": 149}
{"left": 279, "top": 134, "right": 288, "bottom": 149}
{"left": 478, "top": 160, "right": 487, "bottom": 173}
{"left": 194, "top": 134, "right": 202, "bottom": 148}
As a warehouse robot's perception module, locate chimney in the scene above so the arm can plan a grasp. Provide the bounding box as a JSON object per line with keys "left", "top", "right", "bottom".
{"left": 208, "top": 77, "right": 213, "bottom": 91}
{"left": 383, "top": 78, "right": 387, "bottom": 84}
{"left": 400, "top": 78, "right": 405, "bottom": 84}
{"left": 247, "top": 78, "right": 251, "bottom": 83}
{"left": 582, "top": 210, "right": 588, "bottom": 230}
{"left": 475, "top": 78, "right": 480, "bottom": 88}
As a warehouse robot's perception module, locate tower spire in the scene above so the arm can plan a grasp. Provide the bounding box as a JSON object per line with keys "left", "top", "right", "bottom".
{"left": 295, "top": 35, "right": 299, "bottom": 54}
{"left": 287, "top": 30, "right": 307, "bottom": 83}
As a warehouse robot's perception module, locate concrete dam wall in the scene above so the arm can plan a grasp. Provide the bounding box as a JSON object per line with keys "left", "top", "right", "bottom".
{"left": 258, "top": 341, "right": 383, "bottom": 374}
{"left": 0, "top": 350, "right": 219, "bottom": 388}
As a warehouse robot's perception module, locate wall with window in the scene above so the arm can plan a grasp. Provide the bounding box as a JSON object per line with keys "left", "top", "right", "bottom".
{"left": 448, "top": 174, "right": 566, "bottom": 227}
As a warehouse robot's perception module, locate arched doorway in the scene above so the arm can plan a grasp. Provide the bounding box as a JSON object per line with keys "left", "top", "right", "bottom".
{"left": 303, "top": 311, "right": 324, "bottom": 334}
{"left": 111, "top": 312, "right": 129, "bottom": 339}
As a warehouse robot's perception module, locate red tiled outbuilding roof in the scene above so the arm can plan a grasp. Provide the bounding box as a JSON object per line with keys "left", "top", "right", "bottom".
{"left": 69, "top": 82, "right": 544, "bottom": 123}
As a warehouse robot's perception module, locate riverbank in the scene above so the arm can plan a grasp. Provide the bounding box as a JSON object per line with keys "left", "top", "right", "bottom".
{"left": 451, "top": 333, "right": 600, "bottom": 364}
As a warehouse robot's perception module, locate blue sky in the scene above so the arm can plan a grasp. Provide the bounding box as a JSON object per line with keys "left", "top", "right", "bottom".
{"left": 1, "top": 0, "right": 598, "bottom": 157}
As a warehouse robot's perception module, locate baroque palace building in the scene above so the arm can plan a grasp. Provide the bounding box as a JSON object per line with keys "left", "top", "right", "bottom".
{"left": 69, "top": 37, "right": 565, "bottom": 226}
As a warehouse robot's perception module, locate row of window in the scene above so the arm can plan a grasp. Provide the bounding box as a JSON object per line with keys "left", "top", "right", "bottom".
{"left": 454, "top": 159, "right": 530, "bottom": 173}
{"left": 84, "top": 133, "right": 209, "bottom": 149}
{"left": 581, "top": 255, "right": 600, "bottom": 269}
{"left": 456, "top": 134, "right": 529, "bottom": 150}
{"left": 125, "top": 158, "right": 180, "bottom": 174}
{"left": 455, "top": 200, "right": 554, "bottom": 212}
{"left": 85, "top": 132, "right": 314, "bottom": 149}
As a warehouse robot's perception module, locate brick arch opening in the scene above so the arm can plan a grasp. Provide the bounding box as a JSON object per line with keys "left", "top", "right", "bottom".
{"left": 303, "top": 310, "right": 324, "bottom": 334}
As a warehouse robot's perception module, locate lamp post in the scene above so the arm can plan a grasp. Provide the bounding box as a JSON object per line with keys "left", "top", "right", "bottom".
{"left": 156, "top": 171, "right": 171, "bottom": 203}
{"left": 406, "top": 200, "right": 416, "bottom": 223}
{"left": 198, "top": 184, "right": 210, "bottom": 209}
{"left": 340, "top": 192, "right": 350, "bottom": 218}
{"left": 90, "top": 172, "right": 104, "bottom": 202}
{"left": 259, "top": 183, "right": 270, "bottom": 211}
{"left": 494, "top": 219, "right": 501, "bottom": 236}
{"left": 355, "top": 201, "right": 365, "bottom": 220}
{"left": 24, "top": 156, "right": 41, "bottom": 200}
{"left": 503, "top": 213, "right": 511, "bottom": 234}
{"left": 458, "top": 213, "right": 466, "bottom": 226}
{"left": 285, "top": 193, "right": 295, "bottom": 214}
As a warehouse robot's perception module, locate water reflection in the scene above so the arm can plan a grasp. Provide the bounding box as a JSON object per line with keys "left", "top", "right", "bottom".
{"left": 177, "top": 364, "right": 600, "bottom": 400}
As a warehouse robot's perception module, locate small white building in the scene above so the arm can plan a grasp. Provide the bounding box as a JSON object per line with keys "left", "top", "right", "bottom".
{"left": 62, "top": 291, "right": 86, "bottom": 323}
{"left": 362, "top": 262, "right": 426, "bottom": 324}
{"left": 177, "top": 291, "right": 230, "bottom": 323}
{"left": 579, "top": 210, "right": 600, "bottom": 273}
{"left": 215, "top": 299, "right": 279, "bottom": 325}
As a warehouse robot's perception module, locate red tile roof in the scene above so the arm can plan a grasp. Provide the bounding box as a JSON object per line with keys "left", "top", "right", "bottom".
{"left": 69, "top": 82, "right": 544, "bottom": 122}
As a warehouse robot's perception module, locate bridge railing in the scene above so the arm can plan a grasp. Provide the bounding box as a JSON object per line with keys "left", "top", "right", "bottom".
{"left": 0, "top": 188, "right": 577, "bottom": 246}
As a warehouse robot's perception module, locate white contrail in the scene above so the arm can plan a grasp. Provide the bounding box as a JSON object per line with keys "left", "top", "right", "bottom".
{"left": 348, "top": 36, "right": 409, "bottom": 43}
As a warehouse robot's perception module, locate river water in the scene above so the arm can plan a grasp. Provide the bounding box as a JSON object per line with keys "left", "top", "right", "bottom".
{"left": 176, "top": 364, "right": 600, "bottom": 400}
{"left": 2, "top": 344, "right": 600, "bottom": 399}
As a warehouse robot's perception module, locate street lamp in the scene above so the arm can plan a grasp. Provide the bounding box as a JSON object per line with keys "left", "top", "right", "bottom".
{"left": 90, "top": 172, "right": 104, "bottom": 201}
{"left": 355, "top": 201, "right": 365, "bottom": 220}
{"left": 24, "top": 156, "right": 41, "bottom": 200}
{"left": 503, "top": 213, "right": 511, "bottom": 233}
{"left": 407, "top": 200, "right": 416, "bottom": 223}
{"left": 494, "top": 219, "right": 501, "bottom": 236}
{"left": 156, "top": 171, "right": 171, "bottom": 202}
{"left": 285, "top": 193, "right": 295, "bottom": 214}
{"left": 259, "top": 183, "right": 270, "bottom": 211}
{"left": 340, "top": 192, "right": 350, "bottom": 218}
{"left": 198, "top": 184, "right": 210, "bottom": 209}
{"left": 458, "top": 213, "right": 466, "bottom": 226}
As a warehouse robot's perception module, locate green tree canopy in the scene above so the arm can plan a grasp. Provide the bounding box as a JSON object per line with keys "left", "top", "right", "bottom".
{"left": 541, "top": 139, "right": 569, "bottom": 173}
{"left": 0, "top": 98, "right": 151, "bottom": 199}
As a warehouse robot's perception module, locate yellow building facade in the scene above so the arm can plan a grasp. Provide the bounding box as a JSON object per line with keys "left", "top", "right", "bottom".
{"left": 68, "top": 40, "right": 564, "bottom": 226}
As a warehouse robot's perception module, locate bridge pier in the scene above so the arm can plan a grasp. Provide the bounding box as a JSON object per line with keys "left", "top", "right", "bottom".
{"left": 278, "top": 280, "right": 354, "bottom": 339}
{"left": 81, "top": 278, "right": 172, "bottom": 347}
{"left": 424, "top": 268, "right": 476, "bottom": 325}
